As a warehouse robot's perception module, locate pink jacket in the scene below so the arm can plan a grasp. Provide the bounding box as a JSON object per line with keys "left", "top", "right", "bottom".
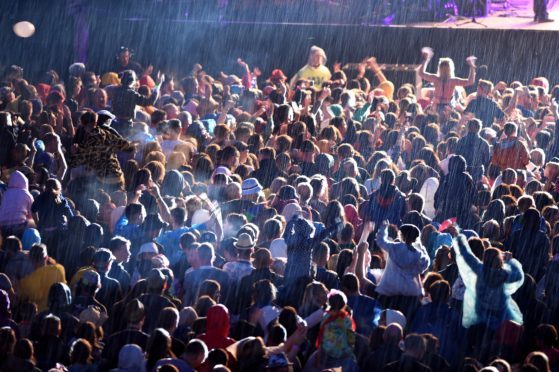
{"left": 0, "top": 171, "right": 33, "bottom": 226}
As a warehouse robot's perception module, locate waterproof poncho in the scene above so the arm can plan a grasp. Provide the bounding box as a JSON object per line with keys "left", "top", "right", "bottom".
{"left": 452, "top": 235, "right": 524, "bottom": 329}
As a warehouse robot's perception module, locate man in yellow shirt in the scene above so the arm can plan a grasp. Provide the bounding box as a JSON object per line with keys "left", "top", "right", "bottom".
{"left": 19, "top": 244, "right": 66, "bottom": 311}
{"left": 290, "top": 45, "right": 332, "bottom": 89}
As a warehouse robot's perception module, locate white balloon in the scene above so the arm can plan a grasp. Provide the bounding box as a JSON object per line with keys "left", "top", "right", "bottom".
{"left": 13, "top": 21, "right": 35, "bottom": 38}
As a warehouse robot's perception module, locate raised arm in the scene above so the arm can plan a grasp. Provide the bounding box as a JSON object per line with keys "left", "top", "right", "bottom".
{"left": 451, "top": 56, "right": 477, "bottom": 87}
{"left": 375, "top": 220, "right": 400, "bottom": 255}
{"left": 237, "top": 58, "right": 253, "bottom": 90}
{"left": 452, "top": 234, "right": 482, "bottom": 272}
{"left": 367, "top": 57, "right": 390, "bottom": 86}
{"left": 417, "top": 48, "right": 438, "bottom": 83}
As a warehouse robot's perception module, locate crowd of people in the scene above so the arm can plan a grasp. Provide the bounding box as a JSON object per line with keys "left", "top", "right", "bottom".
{"left": 0, "top": 43, "right": 558, "bottom": 371}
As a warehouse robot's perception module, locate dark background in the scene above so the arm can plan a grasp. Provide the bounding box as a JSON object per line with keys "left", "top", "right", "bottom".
{"left": 0, "top": 0, "right": 557, "bottom": 88}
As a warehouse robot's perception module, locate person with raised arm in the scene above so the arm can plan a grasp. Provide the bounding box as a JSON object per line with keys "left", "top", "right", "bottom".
{"left": 418, "top": 47, "right": 477, "bottom": 113}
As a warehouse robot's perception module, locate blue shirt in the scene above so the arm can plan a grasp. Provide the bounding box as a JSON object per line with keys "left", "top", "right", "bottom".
{"left": 156, "top": 223, "right": 205, "bottom": 265}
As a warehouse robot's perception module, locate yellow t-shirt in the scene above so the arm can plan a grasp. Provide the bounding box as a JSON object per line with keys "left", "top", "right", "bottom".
{"left": 293, "top": 65, "right": 332, "bottom": 88}
{"left": 19, "top": 264, "right": 66, "bottom": 311}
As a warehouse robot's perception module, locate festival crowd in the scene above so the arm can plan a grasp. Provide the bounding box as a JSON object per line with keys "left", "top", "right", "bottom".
{"left": 0, "top": 44, "right": 558, "bottom": 372}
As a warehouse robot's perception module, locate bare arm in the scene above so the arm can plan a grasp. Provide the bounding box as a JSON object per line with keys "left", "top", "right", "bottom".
{"left": 55, "top": 146, "right": 68, "bottom": 180}
{"left": 451, "top": 56, "right": 477, "bottom": 87}
{"left": 367, "top": 57, "right": 389, "bottom": 84}
{"left": 150, "top": 185, "right": 172, "bottom": 224}
{"left": 418, "top": 54, "right": 438, "bottom": 83}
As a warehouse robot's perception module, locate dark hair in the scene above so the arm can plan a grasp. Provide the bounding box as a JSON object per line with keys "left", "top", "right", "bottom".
{"left": 535, "top": 324, "right": 558, "bottom": 346}
{"left": 428, "top": 280, "right": 451, "bottom": 303}
{"left": 80, "top": 111, "right": 97, "bottom": 127}
{"left": 328, "top": 293, "right": 346, "bottom": 312}
{"left": 146, "top": 328, "right": 174, "bottom": 371}
{"left": 70, "top": 338, "right": 92, "bottom": 365}
{"left": 341, "top": 273, "right": 359, "bottom": 293}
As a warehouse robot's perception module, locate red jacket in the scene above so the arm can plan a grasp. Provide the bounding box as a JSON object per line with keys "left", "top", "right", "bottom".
{"left": 491, "top": 137, "right": 529, "bottom": 170}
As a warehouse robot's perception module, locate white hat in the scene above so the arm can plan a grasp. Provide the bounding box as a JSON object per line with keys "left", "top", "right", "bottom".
{"left": 139, "top": 242, "right": 159, "bottom": 256}
{"left": 242, "top": 178, "right": 263, "bottom": 196}
{"left": 235, "top": 233, "right": 256, "bottom": 250}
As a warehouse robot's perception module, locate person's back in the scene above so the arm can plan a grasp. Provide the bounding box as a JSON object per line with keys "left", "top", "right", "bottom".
{"left": 383, "top": 334, "right": 432, "bottom": 372}
{"left": 375, "top": 222, "right": 430, "bottom": 298}
{"left": 31, "top": 189, "right": 73, "bottom": 231}
{"left": 101, "top": 298, "right": 149, "bottom": 369}
{"left": 347, "top": 293, "right": 381, "bottom": 336}
{"left": 183, "top": 265, "right": 229, "bottom": 306}
{"left": 433, "top": 155, "right": 476, "bottom": 223}
{"left": 455, "top": 119, "right": 491, "bottom": 181}
{"left": 465, "top": 87, "right": 504, "bottom": 127}
{"left": 365, "top": 170, "right": 406, "bottom": 227}
{"left": 111, "top": 85, "right": 147, "bottom": 121}
{"left": 0, "top": 170, "right": 33, "bottom": 227}
{"left": 96, "top": 274, "right": 122, "bottom": 312}
{"left": 365, "top": 342, "right": 402, "bottom": 371}
{"left": 511, "top": 226, "right": 549, "bottom": 275}
{"left": 138, "top": 292, "right": 175, "bottom": 333}
{"left": 315, "top": 266, "right": 340, "bottom": 290}
{"left": 20, "top": 245, "right": 66, "bottom": 312}
{"left": 492, "top": 122, "right": 529, "bottom": 171}
{"left": 183, "top": 244, "right": 230, "bottom": 306}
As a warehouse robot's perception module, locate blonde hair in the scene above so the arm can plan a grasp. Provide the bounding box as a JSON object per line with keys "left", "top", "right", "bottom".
{"left": 167, "top": 151, "right": 187, "bottom": 171}
{"left": 438, "top": 58, "right": 455, "bottom": 78}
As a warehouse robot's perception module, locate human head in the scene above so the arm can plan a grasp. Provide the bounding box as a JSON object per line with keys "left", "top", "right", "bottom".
{"left": 125, "top": 298, "right": 145, "bottom": 326}
{"left": 483, "top": 247, "right": 504, "bottom": 270}
{"left": 340, "top": 273, "right": 360, "bottom": 296}
{"left": 403, "top": 333, "right": 426, "bottom": 359}
{"left": 156, "top": 307, "right": 180, "bottom": 334}
{"left": 400, "top": 224, "right": 420, "bottom": 244}
{"left": 468, "top": 118, "right": 482, "bottom": 134}
{"left": 437, "top": 58, "right": 455, "bottom": 79}
{"left": 109, "top": 236, "right": 131, "bottom": 264}
{"left": 308, "top": 46, "right": 327, "bottom": 67}
{"left": 254, "top": 248, "right": 273, "bottom": 270}
{"left": 524, "top": 352, "right": 550, "bottom": 372}
{"left": 312, "top": 242, "right": 330, "bottom": 267}
{"left": 183, "top": 339, "right": 208, "bottom": 369}
{"left": 29, "top": 244, "right": 48, "bottom": 267}
{"left": 118, "top": 344, "right": 146, "bottom": 371}
{"left": 146, "top": 268, "right": 167, "bottom": 293}
{"left": 535, "top": 324, "right": 558, "bottom": 348}
{"left": 70, "top": 338, "right": 92, "bottom": 365}
{"left": 197, "top": 243, "right": 215, "bottom": 266}
{"left": 428, "top": 280, "right": 451, "bottom": 304}
{"left": 503, "top": 122, "right": 518, "bottom": 138}
{"left": 383, "top": 323, "right": 404, "bottom": 345}
{"left": 92, "top": 248, "right": 115, "bottom": 274}
{"left": 477, "top": 80, "right": 494, "bottom": 96}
